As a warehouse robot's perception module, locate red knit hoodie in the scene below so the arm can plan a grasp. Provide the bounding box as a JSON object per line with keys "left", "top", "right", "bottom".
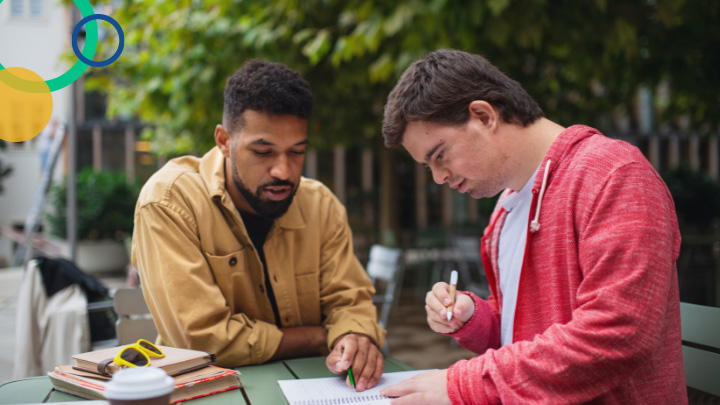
{"left": 446, "top": 125, "right": 686, "bottom": 404}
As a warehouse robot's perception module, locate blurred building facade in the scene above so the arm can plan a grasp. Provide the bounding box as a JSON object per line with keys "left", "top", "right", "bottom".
{"left": 0, "top": 0, "right": 71, "bottom": 261}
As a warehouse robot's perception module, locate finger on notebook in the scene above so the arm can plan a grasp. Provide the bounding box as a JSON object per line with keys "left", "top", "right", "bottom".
{"left": 388, "top": 393, "right": 429, "bottom": 404}
{"left": 355, "top": 344, "right": 379, "bottom": 392}
{"left": 365, "top": 349, "right": 385, "bottom": 389}
{"left": 350, "top": 340, "right": 369, "bottom": 389}
{"left": 379, "top": 379, "right": 409, "bottom": 397}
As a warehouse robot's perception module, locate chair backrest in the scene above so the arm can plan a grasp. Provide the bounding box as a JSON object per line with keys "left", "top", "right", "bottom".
{"left": 366, "top": 244, "right": 404, "bottom": 356}
{"left": 366, "top": 245, "right": 404, "bottom": 328}
{"left": 367, "top": 245, "right": 403, "bottom": 282}
{"left": 114, "top": 288, "right": 158, "bottom": 345}
{"left": 681, "top": 302, "right": 720, "bottom": 397}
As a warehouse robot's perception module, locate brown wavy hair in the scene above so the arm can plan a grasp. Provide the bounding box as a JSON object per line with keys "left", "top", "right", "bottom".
{"left": 382, "top": 49, "right": 544, "bottom": 148}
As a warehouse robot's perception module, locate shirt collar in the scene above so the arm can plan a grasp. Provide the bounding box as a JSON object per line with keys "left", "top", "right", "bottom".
{"left": 500, "top": 165, "right": 540, "bottom": 212}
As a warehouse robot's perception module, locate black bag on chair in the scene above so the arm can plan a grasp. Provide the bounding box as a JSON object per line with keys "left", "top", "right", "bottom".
{"left": 36, "top": 256, "right": 118, "bottom": 343}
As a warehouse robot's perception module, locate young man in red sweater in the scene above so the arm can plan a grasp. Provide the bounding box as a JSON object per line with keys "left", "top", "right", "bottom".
{"left": 380, "top": 49, "right": 686, "bottom": 404}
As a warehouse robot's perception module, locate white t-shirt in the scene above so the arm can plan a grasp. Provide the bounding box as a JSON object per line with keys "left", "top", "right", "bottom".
{"left": 497, "top": 166, "right": 539, "bottom": 346}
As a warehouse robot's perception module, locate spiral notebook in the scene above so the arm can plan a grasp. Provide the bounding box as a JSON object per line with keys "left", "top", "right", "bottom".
{"left": 278, "top": 369, "right": 432, "bottom": 405}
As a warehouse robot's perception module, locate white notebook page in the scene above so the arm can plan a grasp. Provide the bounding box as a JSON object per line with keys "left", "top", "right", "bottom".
{"left": 278, "top": 369, "right": 432, "bottom": 405}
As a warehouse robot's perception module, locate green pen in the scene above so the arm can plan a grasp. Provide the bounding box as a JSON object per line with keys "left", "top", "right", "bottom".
{"left": 342, "top": 349, "right": 356, "bottom": 389}
{"left": 347, "top": 366, "right": 356, "bottom": 388}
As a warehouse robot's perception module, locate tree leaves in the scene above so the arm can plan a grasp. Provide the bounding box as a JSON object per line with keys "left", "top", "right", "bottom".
{"left": 90, "top": 0, "right": 719, "bottom": 155}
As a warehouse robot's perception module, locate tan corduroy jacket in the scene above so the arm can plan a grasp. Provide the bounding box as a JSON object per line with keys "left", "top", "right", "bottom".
{"left": 131, "top": 147, "right": 385, "bottom": 367}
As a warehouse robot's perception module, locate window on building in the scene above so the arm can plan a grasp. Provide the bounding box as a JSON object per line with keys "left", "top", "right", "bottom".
{"left": 29, "top": 0, "right": 43, "bottom": 18}
{"left": 10, "top": 0, "right": 24, "bottom": 17}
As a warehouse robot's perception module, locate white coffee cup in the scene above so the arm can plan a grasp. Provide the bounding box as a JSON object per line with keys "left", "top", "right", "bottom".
{"left": 104, "top": 367, "right": 174, "bottom": 405}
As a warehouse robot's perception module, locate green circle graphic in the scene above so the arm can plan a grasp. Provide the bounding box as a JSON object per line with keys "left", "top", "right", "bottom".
{"left": 0, "top": 0, "right": 98, "bottom": 93}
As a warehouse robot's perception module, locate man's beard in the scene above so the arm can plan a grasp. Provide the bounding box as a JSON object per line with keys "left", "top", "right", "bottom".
{"left": 232, "top": 167, "right": 297, "bottom": 220}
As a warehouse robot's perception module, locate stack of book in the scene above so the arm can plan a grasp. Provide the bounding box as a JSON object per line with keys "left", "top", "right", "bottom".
{"left": 48, "top": 345, "right": 241, "bottom": 403}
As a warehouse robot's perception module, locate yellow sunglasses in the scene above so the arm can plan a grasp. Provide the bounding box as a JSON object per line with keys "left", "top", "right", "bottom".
{"left": 113, "top": 339, "right": 165, "bottom": 368}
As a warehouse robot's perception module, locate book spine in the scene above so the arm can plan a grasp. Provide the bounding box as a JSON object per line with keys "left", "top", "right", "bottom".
{"left": 170, "top": 384, "right": 241, "bottom": 404}
{"left": 52, "top": 371, "right": 106, "bottom": 391}
{"left": 174, "top": 370, "right": 239, "bottom": 388}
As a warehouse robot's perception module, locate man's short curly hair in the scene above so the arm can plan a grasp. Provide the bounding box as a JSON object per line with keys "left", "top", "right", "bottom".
{"left": 223, "top": 59, "right": 313, "bottom": 133}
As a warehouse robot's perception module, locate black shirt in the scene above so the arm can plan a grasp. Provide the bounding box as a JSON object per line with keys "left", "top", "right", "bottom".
{"left": 239, "top": 212, "right": 283, "bottom": 327}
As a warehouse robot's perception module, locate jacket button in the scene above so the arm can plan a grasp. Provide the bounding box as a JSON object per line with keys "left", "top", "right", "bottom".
{"left": 259, "top": 285, "right": 265, "bottom": 293}
{"left": 229, "top": 257, "right": 237, "bottom": 266}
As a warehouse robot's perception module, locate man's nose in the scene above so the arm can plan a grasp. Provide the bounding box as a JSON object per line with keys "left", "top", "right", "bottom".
{"left": 270, "top": 155, "right": 290, "bottom": 180}
{"left": 431, "top": 167, "right": 450, "bottom": 185}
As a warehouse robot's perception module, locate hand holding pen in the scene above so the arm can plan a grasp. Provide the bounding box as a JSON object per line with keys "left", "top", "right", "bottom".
{"left": 425, "top": 270, "right": 476, "bottom": 334}
{"left": 326, "top": 333, "right": 384, "bottom": 392}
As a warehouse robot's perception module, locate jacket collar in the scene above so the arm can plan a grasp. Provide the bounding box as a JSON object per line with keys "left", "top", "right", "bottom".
{"left": 200, "top": 147, "right": 306, "bottom": 230}
{"left": 529, "top": 125, "right": 599, "bottom": 233}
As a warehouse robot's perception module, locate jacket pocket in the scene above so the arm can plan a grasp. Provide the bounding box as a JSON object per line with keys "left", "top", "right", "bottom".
{"left": 203, "top": 249, "right": 253, "bottom": 313}
{"left": 294, "top": 272, "right": 321, "bottom": 325}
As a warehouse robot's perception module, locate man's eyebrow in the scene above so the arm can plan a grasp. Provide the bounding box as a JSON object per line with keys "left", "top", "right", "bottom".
{"left": 248, "top": 138, "right": 309, "bottom": 146}
{"left": 424, "top": 142, "right": 443, "bottom": 164}
{"left": 250, "top": 138, "right": 274, "bottom": 146}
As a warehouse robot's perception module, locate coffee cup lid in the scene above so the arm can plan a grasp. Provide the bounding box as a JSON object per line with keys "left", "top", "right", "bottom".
{"left": 105, "top": 368, "right": 174, "bottom": 400}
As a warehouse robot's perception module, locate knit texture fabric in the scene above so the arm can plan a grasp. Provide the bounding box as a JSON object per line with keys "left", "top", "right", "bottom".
{"left": 446, "top": 125, "right": 686, "bottom": 404}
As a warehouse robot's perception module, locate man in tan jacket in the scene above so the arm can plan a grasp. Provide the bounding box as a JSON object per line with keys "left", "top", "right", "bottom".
{"left": 132, "top": 59, "right": 385, "bottom": 391}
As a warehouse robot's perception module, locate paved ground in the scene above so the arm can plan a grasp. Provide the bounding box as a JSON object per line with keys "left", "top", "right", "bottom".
{"left": 0, "top": 266, "right": 474, "bottom": 384}
{"left": 385, "top": 288, "right": 476, "bottom": 370}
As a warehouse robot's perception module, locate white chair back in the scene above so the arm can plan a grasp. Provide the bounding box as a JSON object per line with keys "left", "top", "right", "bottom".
{"left": 367, "top": 245, "right": 403, "bottom": 282}
{"left": 366, "top": 244, "right": 404, "bottom": 356}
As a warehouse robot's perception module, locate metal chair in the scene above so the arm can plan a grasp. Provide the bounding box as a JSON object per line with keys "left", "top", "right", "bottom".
{"left": 113, "top": 287, "right": 158, "bottom": 345}
{"left": 366, "top": 244, "right": 404, "bottom": 355}
{"left": 681, "top": 302, "right": 720, "bottom": 400}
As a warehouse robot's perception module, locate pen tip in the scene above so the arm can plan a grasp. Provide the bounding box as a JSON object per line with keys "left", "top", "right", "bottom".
{"left": 447, "top": 311, "right": 452, "bottom": 321}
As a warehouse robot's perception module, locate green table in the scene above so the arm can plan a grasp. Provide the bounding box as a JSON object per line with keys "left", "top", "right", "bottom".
{"left": 0, "top": 357, "right": 414, "bottom": 405}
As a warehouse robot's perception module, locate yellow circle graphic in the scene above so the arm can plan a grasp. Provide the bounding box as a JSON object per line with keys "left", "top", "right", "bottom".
{"left": 0, "top": 67, "right": 53, "bottom": 143}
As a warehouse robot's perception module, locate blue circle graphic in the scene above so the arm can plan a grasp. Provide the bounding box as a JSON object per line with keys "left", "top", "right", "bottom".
{"left": 72, "top": 14, "right": 124, "bottom": 68}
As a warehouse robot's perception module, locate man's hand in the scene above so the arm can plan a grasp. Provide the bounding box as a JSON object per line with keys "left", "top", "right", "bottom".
{"left": 426, "top": 282, "right": 475, "bottom": 334}
{"left": 326, "top": 333, "right": 384, "bottom": 392}
{"left": 379, "top": 369, "right": 451, "bottom": 405}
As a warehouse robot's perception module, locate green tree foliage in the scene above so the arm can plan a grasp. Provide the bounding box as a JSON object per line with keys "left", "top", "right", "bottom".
{"left": 661, "top": 165, "right": 720, "bottom": 226}
{"left": 45, "top": 168, "right": 139, "bottom": 240}
{"left": 89, "top": 0, "right": 720, "bottom": 155}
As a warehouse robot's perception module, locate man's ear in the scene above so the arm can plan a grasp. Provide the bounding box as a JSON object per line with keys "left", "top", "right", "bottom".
{"left": 215, "top": 125, "right": 232, "bottom": 158}
{"left": 468, "top": 100, "right": 498, "bottom": 133}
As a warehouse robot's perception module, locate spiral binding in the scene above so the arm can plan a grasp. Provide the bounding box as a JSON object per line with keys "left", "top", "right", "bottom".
{"left": 296, "top": 393, "right": 387, "bottom": 404}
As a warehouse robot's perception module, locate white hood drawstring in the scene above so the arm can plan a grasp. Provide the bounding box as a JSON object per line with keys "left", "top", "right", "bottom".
{"left": 530, "top": 159, "right": 552, "bottom": 233}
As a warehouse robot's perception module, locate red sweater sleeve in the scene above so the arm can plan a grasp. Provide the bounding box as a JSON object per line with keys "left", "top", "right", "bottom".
{"left": 444, "top": 292, "right": 501, "bottom": 354}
